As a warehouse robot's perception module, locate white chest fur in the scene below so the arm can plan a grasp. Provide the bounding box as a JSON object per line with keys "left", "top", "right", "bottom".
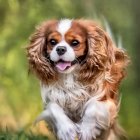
{"left": 40, "top": 74, "right": 90, "bottom": 119}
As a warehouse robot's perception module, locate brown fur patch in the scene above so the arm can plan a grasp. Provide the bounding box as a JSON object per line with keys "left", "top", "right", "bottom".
{"left": 65, "top": 21, "right": 87, "bottom": 57}
{"left": 27, "top": 20, "right": 59, "bottom": 84}
{"left": 47, "top": 32, "right": 62, "bottom": 53}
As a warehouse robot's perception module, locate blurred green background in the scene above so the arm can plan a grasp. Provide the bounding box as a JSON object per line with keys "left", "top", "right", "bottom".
{"left": 0, "top": 0, "right": 140, "bottom": 139}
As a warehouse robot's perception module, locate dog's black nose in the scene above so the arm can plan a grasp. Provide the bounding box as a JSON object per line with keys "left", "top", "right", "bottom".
{"left": 56, "top": 46, "right": 67, "bottom": 55}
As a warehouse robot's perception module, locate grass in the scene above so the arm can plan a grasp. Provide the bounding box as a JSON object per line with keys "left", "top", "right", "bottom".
{"left": 0, "top": 131, "right": 49, "bottom": 140}
{"left": 0, "top": 130, "right": 139, "bottom": 140}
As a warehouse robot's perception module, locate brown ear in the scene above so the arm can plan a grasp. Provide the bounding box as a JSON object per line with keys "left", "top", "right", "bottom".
{"left": 78, "top": 20, "right": 115, "bottom": 82}
{"left": 27, "top": 21, "right": 58, "bottom": 84}
{"left": 79, "top": 21, "right": 128, "bottom": 82}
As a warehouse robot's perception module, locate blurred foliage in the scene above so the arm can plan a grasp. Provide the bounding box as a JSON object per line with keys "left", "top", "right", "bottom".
{"left": 0, "top": 0, "right": 140, "bottom": 139}
{"left": 0, "top": 129, "right": 49, "bottom": 140}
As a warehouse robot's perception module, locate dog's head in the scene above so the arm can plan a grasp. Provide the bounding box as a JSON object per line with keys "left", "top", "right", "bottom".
{"left": 27, "top": 19, "right": 128, "bottom": 84}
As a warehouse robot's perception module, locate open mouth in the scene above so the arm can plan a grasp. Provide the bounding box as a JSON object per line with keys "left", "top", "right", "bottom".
{"left": 55, "top": 59, "right": 77, "bottom": 71}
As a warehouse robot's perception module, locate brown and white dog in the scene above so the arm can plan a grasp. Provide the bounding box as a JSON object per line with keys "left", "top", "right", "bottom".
{"left": 27, "top": 19, "right": 128, "bottom": 140}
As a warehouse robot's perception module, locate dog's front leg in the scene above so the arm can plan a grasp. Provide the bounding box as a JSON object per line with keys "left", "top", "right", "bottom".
{"left": 79, "top": 98, "right": 117, "bottom": 140}
{"left": 35, "top": 102, "right": 78, "bottom": 140}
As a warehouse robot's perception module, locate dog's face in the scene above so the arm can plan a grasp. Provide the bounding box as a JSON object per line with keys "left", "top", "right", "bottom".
{"left": 46, "top": 20, "right": 87, "bottom": 73}
{"left": 27, "top": 19, "right": 127, "bottom": 84}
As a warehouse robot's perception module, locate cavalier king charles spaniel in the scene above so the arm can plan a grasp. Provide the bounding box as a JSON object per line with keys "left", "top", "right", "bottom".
{"left": 27, "top": 19, "right": 128, "bottom": 140}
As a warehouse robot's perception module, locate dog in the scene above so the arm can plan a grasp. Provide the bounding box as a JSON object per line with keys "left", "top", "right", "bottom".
{"left": 27, "top": 19, "right": 128, "bottom": 140}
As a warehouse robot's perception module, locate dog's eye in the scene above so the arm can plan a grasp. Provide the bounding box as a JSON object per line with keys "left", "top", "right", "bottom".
{"left": 49, "top": 39, "right": 57, "bottom": 46}
{"left": 71, "top": 40, "right": 79, "bottom": 47}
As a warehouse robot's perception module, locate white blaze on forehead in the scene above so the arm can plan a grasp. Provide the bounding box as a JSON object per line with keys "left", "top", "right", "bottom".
{"left": 50, "top": 19, "right": 76, "bottom": 73}
{"left": 57, "top": 19, "right": 72, "bottom": 36}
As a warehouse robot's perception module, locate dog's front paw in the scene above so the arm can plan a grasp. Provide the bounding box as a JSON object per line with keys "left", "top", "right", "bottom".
{"left": 56, "top": 122, "right": 77, "bottom": 140}
{"left": 78, "top": 121, "right": 102, "bottom": 140}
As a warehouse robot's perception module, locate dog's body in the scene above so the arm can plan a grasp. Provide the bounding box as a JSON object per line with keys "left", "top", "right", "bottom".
{"left": 40, "top": 75, "right": 115, "bottom": 140}
{"left": 27, "top": 19, "right": 128, "bottom": 140}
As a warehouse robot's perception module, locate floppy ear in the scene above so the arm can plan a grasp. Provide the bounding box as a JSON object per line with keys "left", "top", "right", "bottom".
{"left": 78, "top": 21, "right": 113, "bottom": 82}
{"left": 27, "top": 21, "right": 58, "bottom": 84}
{"left": 78, "top": 20, "right": 128, "bottom": 83}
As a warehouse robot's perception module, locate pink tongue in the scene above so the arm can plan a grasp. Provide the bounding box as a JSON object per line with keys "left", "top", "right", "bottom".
{"left": 56, "top": 62, "right": 71, "bottom": 71}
